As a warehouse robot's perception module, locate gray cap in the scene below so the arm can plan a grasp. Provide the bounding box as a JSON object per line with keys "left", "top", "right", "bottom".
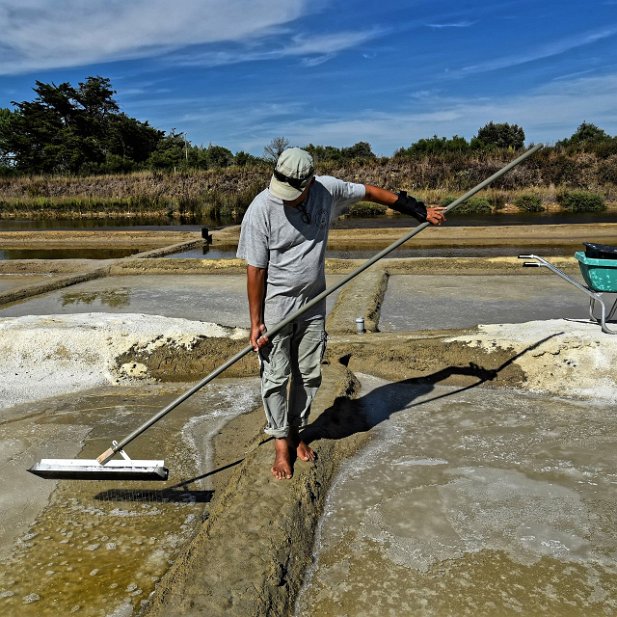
{"left": 269, "top": 148, "right": 315, "bottom": 201}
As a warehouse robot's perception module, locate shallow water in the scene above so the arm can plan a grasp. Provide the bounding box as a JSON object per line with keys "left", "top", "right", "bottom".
{"left": 170, "top": 245, "right": 576, "bottom": 260}
{"left": 2, "top": 212, "right": 615, "bottom": 232}
{"left": 0, "top": 275, "right": 250, "bottom": 323}
{"left": 379, "top": 274, "right": 602, "bottom": 331}
{"left": 0, "top": 218, "right": 212, "bottom": 232}
{"left": 296, "top": 375, "right": 617, "bottom": 616}
{"left": 0, "top": 248, "right": 141, "bottom": 260}
{"left": 0, "top": 274, "right": 345, "bottom": 325}
{"left": 0, "top": 378, "right": 260, "bottom": 616}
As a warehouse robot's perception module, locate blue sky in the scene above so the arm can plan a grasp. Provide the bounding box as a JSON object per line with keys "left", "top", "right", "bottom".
{"left": 1, "top": 0, "right": 616, "bottom": 156}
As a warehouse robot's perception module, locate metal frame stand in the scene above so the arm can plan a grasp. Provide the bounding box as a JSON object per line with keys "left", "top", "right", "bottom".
{"left": 519, "top": 254, "right": 617, "bottom": 335}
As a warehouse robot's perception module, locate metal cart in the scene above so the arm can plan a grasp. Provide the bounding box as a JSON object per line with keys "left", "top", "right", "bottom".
{"left": 520, "top": 243, "right": 617, "bottom": 335}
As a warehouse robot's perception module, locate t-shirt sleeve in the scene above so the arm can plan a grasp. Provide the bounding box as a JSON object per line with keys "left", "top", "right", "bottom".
{"left": 236, "top": 199, "right": 269, "bottom": 268}
{"left": 317, "top": 175, "right": 366, "bottom": 220}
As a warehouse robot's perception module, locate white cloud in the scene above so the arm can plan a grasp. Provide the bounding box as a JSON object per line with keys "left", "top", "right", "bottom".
{"left": 0, "top": 0, "right": 310, "bottom": 75}
{"left": 426, "top": 21, "right": 475, "bottom": 28}
{"left": 460, "top": 27, "right": 617, "bottom": 75}
{"left": 215, "top": 73, "right": 617, "bottom": 154}
{"left": 168, "top": 28, "right": 385, "bottom": 67}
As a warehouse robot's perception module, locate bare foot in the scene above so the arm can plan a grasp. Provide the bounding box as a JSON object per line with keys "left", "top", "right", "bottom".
{"left": 296, "top": 439, "right": 316, "bottom": 462}
{"left": 271, "top": 438, "right": 293, "bottom": 480}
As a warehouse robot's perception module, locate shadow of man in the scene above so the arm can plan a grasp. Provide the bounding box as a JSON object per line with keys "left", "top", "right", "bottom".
{"left": 302, "top": 333, "right": 561, "bottom": 446}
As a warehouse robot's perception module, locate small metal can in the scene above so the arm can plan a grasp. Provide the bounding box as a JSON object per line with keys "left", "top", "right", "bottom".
{"left": 355, "top": 317, "right": 365, "bottom": 334}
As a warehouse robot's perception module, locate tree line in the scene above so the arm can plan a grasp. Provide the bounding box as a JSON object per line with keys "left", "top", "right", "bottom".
{"left": 1, "top": 76, "right": 616, "bottom": 176}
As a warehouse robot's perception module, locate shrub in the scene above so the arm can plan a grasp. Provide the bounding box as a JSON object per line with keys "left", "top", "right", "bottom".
{"left": 440, "top": 195, "right": 492, "bottom": 215}
{"left": 514, "top": 193, "right": 545, "bottom": 212}
{"left": 556, "top": 190, "right": 606, "bottom": 212}
{"left": 541, "top": 154, "right": 582, "bottom": 186}
{"left": 488, "top": 191, "right": 508, "bottom": 211}
{"left": 205, "top": 180, "right": 263, "bottom": 222}
{"left": 439, "top": 195, "right": 457, "bottom": 207}
{"left": 348, "top": 201, "right": 387, "bottom": 217}
{"left": 597, "top": 155, "right": 617, "bottom": 185}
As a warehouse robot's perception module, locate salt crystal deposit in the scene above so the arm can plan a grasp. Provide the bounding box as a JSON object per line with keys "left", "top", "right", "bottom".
{"left": 448, "top": 319, "right": 617, "bottom": 402}
{"left": 0, "top": 313, "right": 246, "bottom": 409}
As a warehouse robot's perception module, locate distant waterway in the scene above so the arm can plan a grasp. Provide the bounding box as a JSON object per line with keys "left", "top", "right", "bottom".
{"left": 333, "top": 211, "right": 617, "bottom": 228}
{"left": 0, "top": 244, "right": 584, "bottom": 261}
{"left": 168, "top": 245, "right": 576, "bottom": 260}
{"left": 1, "top": 211, "right": 616, "bottom": 233}
{"left": 0, "top": 248, "right": 141, "bottom": 260}
{"left": 0, "top": 217, "right": 217, "bottom": 232}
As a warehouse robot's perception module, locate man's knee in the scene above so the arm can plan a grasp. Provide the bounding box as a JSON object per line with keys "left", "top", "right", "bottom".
{"left": 295, "top": 369, "right": 322, "bottom": 389}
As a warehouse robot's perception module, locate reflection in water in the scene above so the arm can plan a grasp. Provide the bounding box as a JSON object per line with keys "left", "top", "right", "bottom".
{"left": 62, "top": 288, "right": 131, "bottom": 308}
{"left": 169, "top": 245, "right": 579, "bottom": 260}
{"left": 1, "top": 212, "right": 615, "bottom": 232}
{"left": 296, "top": 375, "right": 617, "bottom": 616}
{"left": 0, "top": 214, "right": 238, "bottom": 233}
{"left": 0, "top": 248, "right": 140, "bottom": 260}
{"left": 325, "top": 245, "right": 576, "bottom": 259}
{"left": 332, "top": 212, "right": 617, "bottom": 229}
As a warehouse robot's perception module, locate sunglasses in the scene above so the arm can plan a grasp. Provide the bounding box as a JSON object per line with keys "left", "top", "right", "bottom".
{"left": 273, "top": 168, "right": 314, "bottom": 191}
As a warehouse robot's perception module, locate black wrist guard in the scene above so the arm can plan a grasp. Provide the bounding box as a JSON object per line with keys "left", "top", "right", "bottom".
{"left": 392, "top": 191, "right": 427, "bottom": 222}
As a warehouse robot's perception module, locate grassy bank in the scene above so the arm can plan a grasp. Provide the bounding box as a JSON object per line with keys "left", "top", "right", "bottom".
{"left": 344, "top": 186, "right": 617, "bottom": 218}
{"left": 0, "top": 162, "right": 616, "bottom": 221}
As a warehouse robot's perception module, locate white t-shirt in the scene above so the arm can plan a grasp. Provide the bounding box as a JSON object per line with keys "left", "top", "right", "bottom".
{"left": 237, "top": 175, "right": 366, "bottom": 325}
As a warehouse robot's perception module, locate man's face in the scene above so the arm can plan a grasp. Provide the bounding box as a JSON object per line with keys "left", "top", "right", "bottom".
{"left": 284, "top": 176, "right": 314, "bottom": 206}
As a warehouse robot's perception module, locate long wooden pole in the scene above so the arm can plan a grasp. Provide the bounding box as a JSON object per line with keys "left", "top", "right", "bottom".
{"left": 97, "top": 144, "right": 543, "bottom": 464}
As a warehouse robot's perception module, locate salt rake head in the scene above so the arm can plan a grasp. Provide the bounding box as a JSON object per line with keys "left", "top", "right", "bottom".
{"left": 28, "top": 458, "right": 169, "bottom": 481}
{"left": 29, "top": 441, "right": 169, "bottom": 481}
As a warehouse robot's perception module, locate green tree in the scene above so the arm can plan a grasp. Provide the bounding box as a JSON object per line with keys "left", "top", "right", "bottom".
{"left": 396, "top": 135, "right": 469, "bottom": 157}
{"left": 305, "top": 143, "right": 343, "bottom": 162}
{"left": 105, "top": 113, "right": 163, "bottom": 169}
{"left": 204, "top": 144, "right": 234, "bottom": 168}
{"left": 471, "top": 122, "right": 525, "bottom": 150}
{"left": 341, "top": 141, "right": 375, "bottom": 160}
{"left": 4, "top": 76, "right": 163, "bottom": 173}
{"left": 0, "top": 108, "right": 14, "bottom": 169}
{"left": 235, "top": 150, "right": 261, "bottom": 166}
{"left": 566, "top": 122, "right": 609, "bottom": 144}
{"left": 556, "top": 122, "right": 614, "bottom": 154}
{"left": 147, "top": 131, "right": 188, "bottom": 169}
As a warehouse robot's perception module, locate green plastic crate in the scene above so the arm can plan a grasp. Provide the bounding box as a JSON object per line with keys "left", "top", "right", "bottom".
{"left": 575, "top": 251, "right": 617, "bottom": 292}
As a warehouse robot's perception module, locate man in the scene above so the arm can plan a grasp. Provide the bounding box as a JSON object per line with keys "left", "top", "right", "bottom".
{"left": 237, "top": 148, "right": 446, "bottom": 480}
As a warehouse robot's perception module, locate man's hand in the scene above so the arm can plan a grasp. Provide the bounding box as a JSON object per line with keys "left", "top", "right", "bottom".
{"left": 364, "top": 186, "right": 447, "bottom": 226}
{"left": 426, "top": 206, "right": 447, "bottom": 225}
{"left": 247, "top": 265, "right": 267, "bottom": 350}
{"left": 250, "top": 323, "right": 269, "bottom": 351}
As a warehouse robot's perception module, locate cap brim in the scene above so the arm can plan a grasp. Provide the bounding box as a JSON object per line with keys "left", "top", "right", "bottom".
{"left": 269, "top": 175, "right": 312, "bottom": 201}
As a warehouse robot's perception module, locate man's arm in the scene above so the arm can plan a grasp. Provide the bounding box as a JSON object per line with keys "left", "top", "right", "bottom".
{"left": 247, "top": 265, "right": 268, "bottom": 351}
{"left": 364, "top": 184, "right": 446, "bottom": 225}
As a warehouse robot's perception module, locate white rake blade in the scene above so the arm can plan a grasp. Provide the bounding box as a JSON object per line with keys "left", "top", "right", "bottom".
{"left": 29, "top": 458, "right": 169, "bottom": 481}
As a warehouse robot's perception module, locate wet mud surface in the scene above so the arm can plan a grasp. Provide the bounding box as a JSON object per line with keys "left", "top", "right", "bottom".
{"left": 0, "top": 230, "right": 200, "bottom": 250}
{"left": 1, "top": 224, "right": 616, "bottom": 616}
{"left": 0, "top": 274, "right": 50, "bottom": 291}
{"left": 213, "top": 222, "right": 617, "bottom": 252}
{"left": 295, "top": 374, "right": 617, "bottom": 616}
{"left": 0, "top": 274, "right": 345, "bottom": 326}
{"left": 0, "top": 380, "right": 261, "bottom": 616}
{"left": 379, "top": 273, "right": 601, "bottom": 331}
